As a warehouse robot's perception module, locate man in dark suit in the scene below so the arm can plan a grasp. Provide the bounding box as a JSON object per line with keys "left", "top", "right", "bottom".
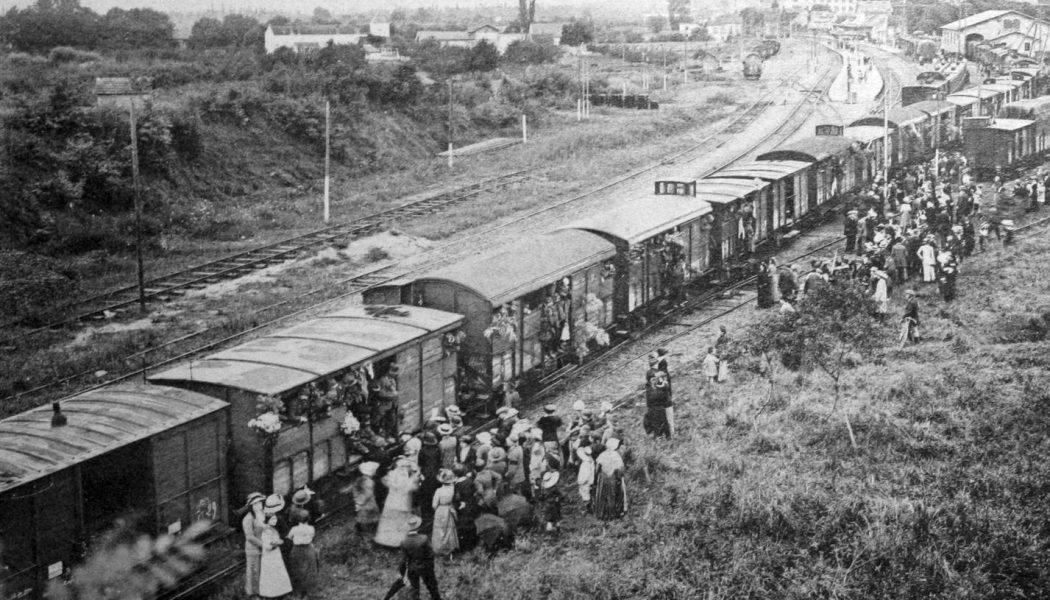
{"left": 382, "top": 515, "right": 442, "bottom": 600}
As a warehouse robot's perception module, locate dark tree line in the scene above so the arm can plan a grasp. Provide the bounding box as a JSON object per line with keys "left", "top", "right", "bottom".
{"left": 0, "top": 0, "right": 174, "bottom": 52}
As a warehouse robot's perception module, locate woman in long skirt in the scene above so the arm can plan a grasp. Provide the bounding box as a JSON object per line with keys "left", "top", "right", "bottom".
{"left": 259, "top": 517, "right": 293, "bottom": 598}
{"left": 592, "top": 439, "right": 627, "bottom": 520}
{"left": 286, "top": 511, "right": 319, "bottom": 597}
{"left": 430, "top": 469, "right": 459, "bottom": 555}
{"left": 375, "top": 458, "right": 420, "bottom": 547}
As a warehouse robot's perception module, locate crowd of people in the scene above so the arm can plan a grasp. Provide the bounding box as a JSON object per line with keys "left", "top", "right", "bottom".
{"left": 242, "top": 489, "right": 324, "bottom": 600}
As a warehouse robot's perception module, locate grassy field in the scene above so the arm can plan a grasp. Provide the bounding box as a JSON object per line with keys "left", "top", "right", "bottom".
{"left": 202, "top": 218, "right": 1050, "bottom": 599}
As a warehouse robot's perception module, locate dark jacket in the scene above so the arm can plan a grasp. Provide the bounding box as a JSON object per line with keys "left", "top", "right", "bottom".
{"left": 400, "top": 532, "right": 435, "bottom": 573}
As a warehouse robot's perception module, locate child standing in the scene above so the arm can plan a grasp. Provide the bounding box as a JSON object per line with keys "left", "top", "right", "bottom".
{"left": 540, "top": 471, "right": 563, "bottom": 533}
{"left": 576, "top": 447, "right": 595, "bottom": 513}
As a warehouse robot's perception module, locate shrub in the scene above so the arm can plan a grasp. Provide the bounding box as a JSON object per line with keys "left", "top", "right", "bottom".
{"left": 365, "top": 246, "right": 390, "bottom": 262}
{"left": 48, "top": 46, "right": 103, "bottom": 63}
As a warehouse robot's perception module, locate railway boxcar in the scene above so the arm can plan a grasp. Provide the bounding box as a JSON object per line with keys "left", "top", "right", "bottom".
{"left": 909, "top": 99, "right": 958, "bottom": 147}
{"left": 963, "top": 117, "right": 1036, "bottom": 177}
{"left": 984, "top": 81, "right": 1022, "bottom": 104}
{"left": 706, "top": 160, "right": 811, "bottom": 230}
{"left": 844, "top": 125, "right": 889, "bottom": 179}
{"left": 0, "top": 386, "right": 229, "bottom": 600}
{"left": 656, "top": 179, "right": 769, "bottom": 269}
{"left": 149, "top": 305, "right": 463, "bottom": 505}
{"left": 756, "top": 136, "right": 860, "bottom": 206}
{"left": 565, "top": 196, "right": 713, "bottom": 321}
{"left": 1001, "top": 96, "right": 1050, "bottom": 152}
{"left": 365, "top": 230, "right": 617, "bottom": 405}
{"left": 902, "top": 84, "right": 941, "bottom": 106}
{"left": 849, "top": 106, "right": 931, "bottom": 166}
{"left": 947, "top": 88, "right": 1002, "bottom": 118}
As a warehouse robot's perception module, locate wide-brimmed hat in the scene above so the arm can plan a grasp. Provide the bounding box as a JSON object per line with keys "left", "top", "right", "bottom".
{"left": 904, "top": 289, "right": 916, "bottom": 297}
{"left": 406, "top": 515, "right": 423, "bottom": 530}
{"left": 445, "top": 405, "right": 462, "bottom": 417}
{"left": 387, "top": 365, "right": 401, "bottom": 375}
{"left": 489, "top": 447, "right": 507, "bottom": 462}
{"left": 264, "top": 494, "right": 285, "bottom": 514}
{"left": 502, "top": 408, "right": 519, "bottom": 419}
{"left": 572, "top": 400, "right": 586, "bottom": 411}
{"left": 422, "top": 432, "right": 438, "bottom": 446}
{"left": 606, "top": 438, "right": 621, "bottom": 451}
{"left": 437, "top": 423, "right": 454, "bottom": 436}
{"left": 495, "top": 406, "right": 510, "bottom": 417}
{"left": 476, "top": 431, "right": 493, "bottom": 445}
{"left": 404, "top": 437, "right": 422, "bottom": 453}
{"left": 437, "top": 469, "right": 456, "bottom": 484}
{"left": 543, "top": 404, "right": 556, "bottom": 413}
{"left": 542, "top": 471, "right": 560, "bottom": 489}
{"left": 244, "top": 492, "right": 266, "bottom": 509}
{"left": 292, "top": 486, "right": 315, "bottom": 507}
{"left": 358, "top": 461, "right": 379, "bottom": 477}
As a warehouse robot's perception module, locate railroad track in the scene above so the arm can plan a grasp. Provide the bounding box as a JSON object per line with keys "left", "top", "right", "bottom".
{"left": 1, "top": 45, "right": 843, "bottom": 414}
{"left": 0, "top": 170, "right": 532, "bottom": 345}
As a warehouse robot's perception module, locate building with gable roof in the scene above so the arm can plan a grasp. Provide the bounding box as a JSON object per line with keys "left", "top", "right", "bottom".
{"left": 940, "top": 10, "right": 1050, "bottom": 58}
{"left": 264, "top": 24, "right": 363, "bottom": 54}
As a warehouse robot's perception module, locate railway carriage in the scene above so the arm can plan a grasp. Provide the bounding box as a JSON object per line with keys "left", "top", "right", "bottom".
{"left": 843, "top": 126, "right": 889, "bottom": 179}
{"left": 149, "top": 305, "right": 463, "bottom": 506}
{"left": 909, "top": 99, "right": 958, "bottom": 146}
{"left": 365, "top": 230, "right": 617, "bottom": 404}
{"left": 947, "top": 88, "right": 1001, "bottom": 118}
{"left": 984, "top": 81, "right": 1022, "bottom": 104}
{"left": 1001, "top": 96, "right": 1050, "bottom": 152}
{"left": 962, "top": 117, "right": 1037, "bottom": 177}
{"left": 566, "top": 196, "right": 713, "bottom": 321}
{"left": 0, "top": 386, "right": 230, "bottom": 600}
{"left": 756, "top": 135, "right": 860, "bottom": 207}
{"left": 706, "top": 161, "right": 812, "bottom": 230}
{"left": 849, "top": 106, "right": 931, "bottom": 167}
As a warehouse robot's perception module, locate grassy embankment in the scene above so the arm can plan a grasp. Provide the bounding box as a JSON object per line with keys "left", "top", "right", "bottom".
{"left": 204, "top": 219, "right": 1050, "bottom": 599}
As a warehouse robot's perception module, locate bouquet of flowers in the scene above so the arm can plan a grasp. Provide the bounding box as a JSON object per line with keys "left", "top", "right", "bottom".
{"left": 248, "top": 412, "right": 282, "bottom": 438}
{"left": 340, "top": 413, "right": 361, "bottom": 436}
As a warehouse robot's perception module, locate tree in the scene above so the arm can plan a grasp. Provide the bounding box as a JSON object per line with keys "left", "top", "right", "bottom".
{"left": 517, "top": 0, "right": 536, "bottom": 32}
{"left": 740, "top": 7, "right": 765, "bottom": 36}
{"left": 98, "top": 8, "right": 174, "bottom": 50}
{"left": 0, "top": 0, "right": 100, "bottom": 52}
{"left": 746, "top": 283, "right": 885, "bottom": 447}
{"left": 560, "top": 19, "right": 593, "bottom": 47}
{"left": 467, "top": 40, "right": 500, "bottom": 72}
{"left": 667, "top": 0, "right": 691, "bottom": 30}
{"left": 647, "top": 15, "right": 666, "bottom": 34}
{"left": 312, "top": 7, "right": 333, "bottom": 24}
{"left": 502, "top": 38, "right": 560, "bottom": 64}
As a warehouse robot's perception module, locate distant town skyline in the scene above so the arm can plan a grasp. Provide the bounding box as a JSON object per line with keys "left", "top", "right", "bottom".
{"left": 0, "top": 0, "right": 674, "bottom": 14}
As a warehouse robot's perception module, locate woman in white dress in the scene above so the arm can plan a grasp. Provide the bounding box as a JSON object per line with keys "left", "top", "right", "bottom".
{"left": 430, "top": 469, "right": 459, "bottom": 555}
{"left": 259, "top": 516, "right": 293, "bottom": 598}
{"left": 374, "top": 458, "right": 420, "bottom": 547}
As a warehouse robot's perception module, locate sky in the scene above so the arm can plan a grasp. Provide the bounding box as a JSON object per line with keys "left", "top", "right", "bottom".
{"left": 2, "top": 0, "right": 658, "bottom": 13}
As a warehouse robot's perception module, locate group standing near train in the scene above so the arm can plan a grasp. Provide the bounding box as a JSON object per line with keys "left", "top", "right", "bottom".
{"left": 2, "top": 40, "right": 1049, "bottom": 600}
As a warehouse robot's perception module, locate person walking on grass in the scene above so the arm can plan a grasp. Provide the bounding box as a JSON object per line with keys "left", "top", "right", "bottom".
{"left": 900, "top": 289, "right": 921, "bottom": 349}
{"left": 382, "top": 516, "right": 442, "bottom": 600}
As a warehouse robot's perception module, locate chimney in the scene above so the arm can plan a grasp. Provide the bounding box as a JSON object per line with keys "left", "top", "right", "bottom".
{"left": 51, "top": 402, "right": 67, "bottom": 427}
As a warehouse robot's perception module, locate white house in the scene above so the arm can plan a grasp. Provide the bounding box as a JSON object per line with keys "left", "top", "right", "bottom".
{"left": 707, "top": 14, "right": 742, "bottom": 42}
{"left": 369, "top": 20, "right": 390, "bottom": 38}
{"left": 264, "top": 25, "right": 363, "bottom": 54}
{"left": 940, "top": 10, "right": 1050, "bottom": 57}
{"left": 415, "top": 25, "right": 528, "bottom": 53}
{"left": 528, "top": 22, "right": 566, "bottom": 46}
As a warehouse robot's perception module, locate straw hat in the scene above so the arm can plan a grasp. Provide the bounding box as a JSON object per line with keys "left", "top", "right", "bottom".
{"left": 437, "top": 469, "right": 456, "bottom": 485}
{"left": 542, "top": 471, "right": 560, "bottom": 489}
{"left": 501, "top": 408, "right": 519, "bottom": 419}
{"left": 437, "top": 423, "right": 454, "bottom": 436}
{"left": 244, "top": 492, "right": 266, "bottom": 509}
{"left": 543, "top": 404, "right": 557, "bottom": 413}
{"left": 476, "top": 431, "right": 493, "bottom": 445}
{"left": 406, "top": 515, "right": 422, "bottom": 530}
{"left": 445, "top": 405, "right": 462, "bottom": 417}
{"left": 421, "top": 431, "right": 438, "bottom": 446}
{"left": 572, "top": 400, "right": 586, "bottom": 412}
{"left": 263, "top": 494, "right": 285, "bottom": 514}
{"left": 291, "top": 486, "right": 315, "bottom": 507}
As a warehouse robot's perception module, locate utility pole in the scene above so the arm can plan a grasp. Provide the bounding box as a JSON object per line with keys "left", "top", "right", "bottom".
{"left": 129, "top": 102, "right": 146, "bottom": 313}
{"left": 448, "top": 78, "right": 454, "bottom": 169}
{"left": 323, "top": 99, "right": 330, "bottom": 222}
{"left": 882, "top": 89, "right": 890, "bottom": 202}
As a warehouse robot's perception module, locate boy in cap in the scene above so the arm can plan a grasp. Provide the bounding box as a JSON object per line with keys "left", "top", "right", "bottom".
{"left": 382, "top": 515, "right": 442, "bottom": 600}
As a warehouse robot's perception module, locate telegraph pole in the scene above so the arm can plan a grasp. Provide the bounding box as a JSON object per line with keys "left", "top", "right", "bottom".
{"left": 323, "top": 99, "right": 330, "bottom": 222}
{"left": 129, "top": 102, "right": 146, "bottom": 313}
{"left": 447, "top": 78, "right": 454, "bottom": 169}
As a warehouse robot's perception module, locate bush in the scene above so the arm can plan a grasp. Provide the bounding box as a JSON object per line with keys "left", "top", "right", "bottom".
{"left": 502, "top": 39, "right": 561, "bottom": 65}
{"left": 48, "top": 46, "right": 102, "bottom": 64}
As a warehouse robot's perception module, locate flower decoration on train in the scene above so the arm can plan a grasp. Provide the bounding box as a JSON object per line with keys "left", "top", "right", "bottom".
{"left": 443, "top": 330, "right": 466, "bottom": 356}
{"left": 247, "top": 411, "right": 282, "bottom": 440}
{"left": 340, "top": 412, "right": 361, "bottom": 436}
{"left": 484, "top": 306, "right": 518, "bottom": 343}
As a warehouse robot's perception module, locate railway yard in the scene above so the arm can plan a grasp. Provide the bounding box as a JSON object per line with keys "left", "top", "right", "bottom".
{"left": 6, "top": 32, "right": 1050, "bottom": 600}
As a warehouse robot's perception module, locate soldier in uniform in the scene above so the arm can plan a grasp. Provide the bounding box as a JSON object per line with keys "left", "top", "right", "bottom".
{"left": 373, "top": 365, "right": 400, "bottom": 438}
{"left": 381, "top": 516, "right": 442, "bottom": 600}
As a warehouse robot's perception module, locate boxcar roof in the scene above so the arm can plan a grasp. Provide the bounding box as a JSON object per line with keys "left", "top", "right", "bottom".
{"left": 908, "top": 99, "right": 955, "bottom": 116}
{"left": 148, "top": 305, "right": 463, "bottom": 395}
{"left": 948, "top": 88, "right": 999, "bottom": 100}
{"left": 944, "top": 94, "right": 980, "bottom": 107}
{"left": 566, "top": 196, "right": 712, "bottom": 245}
{"left": 713, "top": 160, "right": 810, "bottom": 181}
{"left": 756, "top": 136, "right": 854, "bottom": 162}
{"left": 692, "top": 179, "right": 767, "bottom": 204}
{"left": 849, "top": 106, "right": 927, "bottom": 129}
{"left": 414, "top": 229, "right": 616, "bottom": 306}
{"left": 985, "top": 118, "right": 1033, "bottom": 131}
{"left": 0, "top": 385, "right": 227, "bottom": 494}
{"left": 1002, "top": 96, "right": 1050, "bottom": 118}
{"left": 844, "top": 125, "right": 888, "bottom": 143}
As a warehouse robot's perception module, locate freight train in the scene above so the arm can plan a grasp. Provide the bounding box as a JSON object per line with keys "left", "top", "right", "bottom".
{"left": 3, "top": 55, "right": 1050, "bottom": 600}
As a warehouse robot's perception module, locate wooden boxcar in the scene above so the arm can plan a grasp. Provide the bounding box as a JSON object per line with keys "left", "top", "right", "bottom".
{"left": 756, "top": 135, "right": 859, "bottom": 207}
{"left": 844, "top": 125, "right": 889, "bottom": 178}
{"left": 850, "top": 106, "right": 931, "bottom": 166}
{"left": 707, "top": 160, "right": 811, "bottom": 229}
{"left": 947, "top": 88, "right": 1002, "bottom": 118}
{"left": 366, "top": 230, "right": 617, "bottom": 406}
{"left": 567, "top": 195, "right": 712, "bottom": 320}
{"left": 0, "top": 386, "right": 229, "bottom": 600}
{"left": 666, "top": 178, "right": 772, "bottom": 264}
{"left": 909, "top": 99, "right": 958, "bottom": 147}
{"left": 963, "top": 117, "right": 1036, "bottom": 176}
{"left": 148, "top": 305, "right": 462, "bottom": 505}
{"left": 1001, "top": 96, "right": 1050, "bottom": 152}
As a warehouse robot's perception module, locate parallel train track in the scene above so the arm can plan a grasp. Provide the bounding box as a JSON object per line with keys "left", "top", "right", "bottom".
{"left": 1, "top": 45, "right": 841, "bottom": 418}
